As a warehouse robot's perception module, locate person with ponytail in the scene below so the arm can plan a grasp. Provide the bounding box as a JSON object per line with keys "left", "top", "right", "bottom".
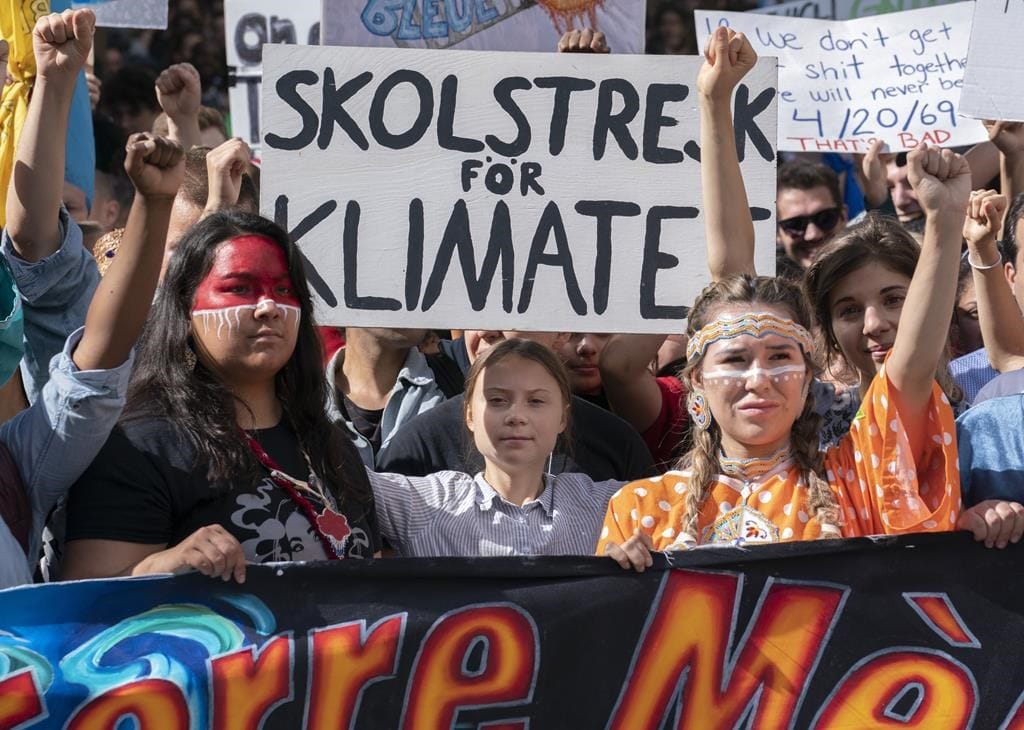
{"left": 597, "top": 28, "right": 984, "bottom": 567}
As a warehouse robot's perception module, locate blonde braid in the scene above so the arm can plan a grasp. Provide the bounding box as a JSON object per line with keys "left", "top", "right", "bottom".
{"left": 679, "top": 421, "right": 722, "bottom": 542}
{"left": 790, "top": 389, "right": 843, "bottom": 538}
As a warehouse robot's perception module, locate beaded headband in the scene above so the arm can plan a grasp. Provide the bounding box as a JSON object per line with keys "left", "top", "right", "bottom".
{"left": 687, "top": 312, "right": 814, "bottom": 361}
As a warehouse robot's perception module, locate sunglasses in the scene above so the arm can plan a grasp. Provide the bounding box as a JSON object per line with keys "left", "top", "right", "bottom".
{"left": 778, "top": 208, "right": 842, "bottom": 236}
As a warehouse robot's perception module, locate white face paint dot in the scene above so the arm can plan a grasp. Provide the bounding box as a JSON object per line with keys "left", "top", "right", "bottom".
{"left": 634, "top": 487, "right": 648, "bottom": 497}
{"left": 781, "top": 527, "right": 794, "bottom": 539}
{"left": 600, "top": 526, "right": 609, "bottom": 539}
{"left": 658, "top": 500, "right": 672, "bottom": 512}
{"left": 923, "top": 520, "right": 937, "bottom": 529}
{"left": 662, "top": 527, "right": 676, "bottom": 539}
{"left": 641, "top": 515, "right": 655, "bottom": 529}
{"left": 798, "top": 510, "right": 809, "bottom": 523}
{"left": 783, "top": 503, "right": 793, "bottom": 516}
{"left": 758, "top": 490, "right": 772, "bottom": 504}
{"left": 719, "top": 501, "right": 733, "bottom": 514}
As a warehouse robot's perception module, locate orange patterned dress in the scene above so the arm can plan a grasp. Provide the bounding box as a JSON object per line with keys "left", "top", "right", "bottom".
{"left": 597, "top": 366, "right": 960, "bottom": 551}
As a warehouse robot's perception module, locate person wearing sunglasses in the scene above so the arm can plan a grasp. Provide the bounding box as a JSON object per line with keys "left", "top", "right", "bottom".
{"left": 775, "top": 161, "right": 848, "bottom": 279}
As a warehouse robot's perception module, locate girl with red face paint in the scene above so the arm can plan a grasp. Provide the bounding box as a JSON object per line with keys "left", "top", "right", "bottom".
{"left": 63, "top": 211, "right": 380, "bottom": 582}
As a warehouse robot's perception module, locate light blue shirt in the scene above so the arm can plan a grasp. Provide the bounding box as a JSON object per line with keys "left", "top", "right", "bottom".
{"left": 951, "top": 348, "right": 999, "bottom": 408}
{"left": 0, "top": 328, "right": 133, "bottom": 589}
{"left": 957, "top": 393, "right": 1024, "bottom": 507}
{"left": 326, "top": 346, "right": 446, "bottom": 468}
{"left": 2, "top": 207, "right": 99, "bottom": 404}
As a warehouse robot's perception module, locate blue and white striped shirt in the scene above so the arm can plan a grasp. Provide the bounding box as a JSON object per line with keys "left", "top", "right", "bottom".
{"left": 368, "top": 470, "right": 623, "bottom": 557}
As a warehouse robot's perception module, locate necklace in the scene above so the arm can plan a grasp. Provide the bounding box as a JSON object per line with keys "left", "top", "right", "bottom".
{"left": 241, "top": 430, "right": 352, "bottom": 560}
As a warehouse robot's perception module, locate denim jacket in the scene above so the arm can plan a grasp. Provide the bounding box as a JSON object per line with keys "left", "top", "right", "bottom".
{"left": 0, "top": 328, "right": 133, "bottom": 589}
{"left": 2, "top": 207, "right": 99, "bottom": 404}
{"left": 326, "top": 347, "right": 446, "bottom": 468}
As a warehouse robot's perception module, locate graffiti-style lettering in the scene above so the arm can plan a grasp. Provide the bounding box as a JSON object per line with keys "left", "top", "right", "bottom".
{"left": 306, "top": 614, "right": 406, "bottom": 729}
{"left": 210, "top": 635, "right": 293, "bottom": 729}
{"left": 0, "top": 670, "right": 44, "bottom": 729}
{"left": 67, "top": 679, "right": 189, "bottom": 730}
{"left": 402, "top": 604, "right": 538, "bottom": 729}
{"left": 814, "top": 649, "right": 976, "bottom": 728}
{"left": 609, "top": 571, "right": 847, "bottom": 729}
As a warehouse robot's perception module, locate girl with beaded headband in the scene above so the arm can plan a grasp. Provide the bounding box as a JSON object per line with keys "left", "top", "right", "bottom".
{"left": 597, "top": 28, "right": 1014, "bottom": 568}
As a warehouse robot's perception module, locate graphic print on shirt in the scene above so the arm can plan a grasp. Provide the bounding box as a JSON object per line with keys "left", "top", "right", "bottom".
{"left": 230, "top": 481, "right": 374, "bottom": 561}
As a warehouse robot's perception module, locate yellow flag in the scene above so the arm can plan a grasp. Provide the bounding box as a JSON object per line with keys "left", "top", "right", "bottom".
{"left": 0, "top": 0, "right": 49, "bottom": 228}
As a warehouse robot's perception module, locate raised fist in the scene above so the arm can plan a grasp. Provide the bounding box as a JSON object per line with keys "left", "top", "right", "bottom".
{"left": 156, "top": 62, "right": 202, "bottom": 120}
{"left": 697, "top": 26, "right": 757, "bottom": 101}
{"left": 907, "top": 144, "right": 971, "bottom": 220}
{"left": 33, "top": 9, "right": 94, "bottom": 83}
{"left": 124, "top": 133, "right": 185, "bottom": 200}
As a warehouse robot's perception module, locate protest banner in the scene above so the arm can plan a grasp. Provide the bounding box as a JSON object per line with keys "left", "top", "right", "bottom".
{"left": 71, "top": 0, "right": 167, "bottom": 29}
{"left": 224, "top": 0, "right": 321, "bottom": 157}
{"left": 259, "top": 45, "right": 778, "bottom": 332}
{"left": 752, "top": 0, "right": 838, "bottom": 20}
{"left": 697, "top": 3, "right": 988, "bottom": 152}
{"left": 959, "top": 0, "right": 1024, "bottom": 123}
{"left": 2, "top": 533, "right": 1023, "bottom": 727}
{"left": 321, "top": 0, "right": 645, "bottom": 53}
{"left": 752, "top": 0, "right": 963, "bottom": 20}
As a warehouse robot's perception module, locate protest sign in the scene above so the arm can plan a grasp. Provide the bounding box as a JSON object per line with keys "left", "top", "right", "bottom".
{"left": 71, "top": 0, "right": 167, "bottom": 29}
{"left": 259, "top": 44, "right": 778, "bottom": 332}
{"left": 752, "top": 0, "right": 964, "bottom": 20}
{"left": 959, "top": 0, "right": 1024, "bottom": 122}
{"left": 752, "top": 0, "right": 838, "bottom": 20}
{"left": 321, "top": 0, "right": 645, "bottom": 53}
{"left": 698, "top": 3, "right": 988, "bottom": 152}
{"left": 3, "top": 534, "right": 1024, "bottom": 727}
{"left": 224, "top": 0, "right": 321, "bottom": 156}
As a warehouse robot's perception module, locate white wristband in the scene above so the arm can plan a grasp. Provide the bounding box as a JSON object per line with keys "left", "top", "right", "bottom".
{"left": 968, "top": 251, "right": 1002, "bottom": 270}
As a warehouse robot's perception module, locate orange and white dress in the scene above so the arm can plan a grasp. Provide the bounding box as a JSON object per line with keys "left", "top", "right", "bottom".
{"left": 597, "top": 367, "right": 961, "bottom": 552}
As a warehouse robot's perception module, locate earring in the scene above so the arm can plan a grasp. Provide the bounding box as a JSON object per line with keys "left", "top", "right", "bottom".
{"left": 184, "top": 346, "right": 197, "bottom": 371}
{"left": 687, "top": 391, "right": 711, "bottom": 431}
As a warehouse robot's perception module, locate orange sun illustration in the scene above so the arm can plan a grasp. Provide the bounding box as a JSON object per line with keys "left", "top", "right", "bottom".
{"left": 536, "top": 0, "right": 605, "bottom": 35}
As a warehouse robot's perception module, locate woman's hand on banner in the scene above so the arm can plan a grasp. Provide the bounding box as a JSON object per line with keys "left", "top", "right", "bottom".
{"left": 556, "top": 29, "right": 609, "bottom": 54}
{"left": 604, "top": 530, "right": 655, "bottom": 572}
{"left": 957, "top": 500, "right": 1024, "bottom": 549}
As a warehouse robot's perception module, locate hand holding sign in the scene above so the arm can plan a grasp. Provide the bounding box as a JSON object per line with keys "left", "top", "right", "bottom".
{"left": 33, "top": 9, "right": 95, "bottom": 85}
{"left": 556, "top": 29, "right": 610, "bottom": 53}
{"left": 984, "top": 120, "right": 1024, "bottom": 160}
{"left": 907, "top": 145, "right": 971, "bottom": 222}
{"left": 697, "top": 26, "right": 757, "bottom": 102}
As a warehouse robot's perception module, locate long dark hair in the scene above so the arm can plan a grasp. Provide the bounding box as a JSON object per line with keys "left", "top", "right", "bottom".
{"left": 125, "top": 210, "right": 370, "bottom": 507}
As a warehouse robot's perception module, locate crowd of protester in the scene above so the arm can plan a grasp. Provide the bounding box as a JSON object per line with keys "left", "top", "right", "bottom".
{"left": 3, "top": 9, "right": 1024, "bottom": 592}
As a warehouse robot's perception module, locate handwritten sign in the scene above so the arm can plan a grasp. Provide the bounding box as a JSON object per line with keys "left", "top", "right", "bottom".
{"left": 224, "top": 0, "right": 321, "bottom": 156}
{"left": 321, "top": 0, "right": 644, "bottom": 53}
{"left": 698, "top": 3, "right": 988, "bottom": 152}
{"left": 752, "top": 0, "right": 837, "bottom": 20}
{"left": 959, "top": 0, "right": 1024, "bottom": 122}
{"left": 259, "top": 45, "right": 778, "bottom": 332}
{"left": 753, "top": 0, "right": 964, "bottom": 20}
{"left": 71, "top": 0, "right": 167, "bottom": 29}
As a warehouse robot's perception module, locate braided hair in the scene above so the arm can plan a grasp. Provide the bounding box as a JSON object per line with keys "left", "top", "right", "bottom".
{"left": 677, "top": 274, "right": 842, "bottom": 542}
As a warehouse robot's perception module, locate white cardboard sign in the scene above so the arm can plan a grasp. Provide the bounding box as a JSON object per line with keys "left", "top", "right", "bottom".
{"left": 224, "top": 0, "right": 321, "bottom": 157}
{"left": 320, "top": 0, "right": 645, "bottom": 54}
{"left": 72, "top": 0, "right": 167, "bottom": 29}
{"left": 752, "top": 0, "right": 964, "bottom": 21}
{"left": 260, "top": 45, "right": 778, "bottom": 332}
{"left": 959, "top": 0, "right": 1024, "bottom": 122}
{"left": 698, "top": 3, "right": 988, "bottom": 152}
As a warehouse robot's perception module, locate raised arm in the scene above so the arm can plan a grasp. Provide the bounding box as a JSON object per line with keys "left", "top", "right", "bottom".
{"left": 961, "top": 190, "right": 1024, "bottom": 372}
{"left": 72, "top": 133, "right": 184, "bottom": 370}
{"left": 155, "top": 62, "right": 202, "bottom": 151}
{"left": 5, "top": 10, "right": 94, "bottom": 261}
{"left": 697, "top": 27, "right": 757, "bottom": 280}
{"left": 983, "top": 121, "right": 1024, "bottom": 213}
{"left": 599, "top": 334, "right": 667, "bottom": 434}
{"left": 888, "top": 145, "right": 970, "bottom": 458}
{"left": 202, "top": 138, "right": 253, "bottom": 216}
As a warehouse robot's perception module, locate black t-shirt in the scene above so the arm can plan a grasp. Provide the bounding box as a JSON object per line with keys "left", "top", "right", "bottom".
{"left": 66, "top": 417, "right": 381, "bottom": 562}
{"left": 341, "top": 395, "right": 384, "bottom": 454}
{"left": 377, "top": 393, "right": 656, "bottom": 481}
